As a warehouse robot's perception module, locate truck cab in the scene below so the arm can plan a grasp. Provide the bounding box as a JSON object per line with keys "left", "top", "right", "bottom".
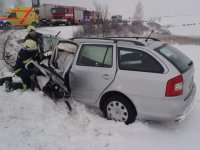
{"left": 51, "top": 6, "right": 84, "bottom": 25}
{"left": 0, "top": 6, "right": 39, "bottom": 27}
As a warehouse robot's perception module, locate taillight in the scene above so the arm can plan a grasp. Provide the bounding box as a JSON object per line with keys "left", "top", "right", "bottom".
{"left": 165, "top": 75, "right": 183, "bottom": 97}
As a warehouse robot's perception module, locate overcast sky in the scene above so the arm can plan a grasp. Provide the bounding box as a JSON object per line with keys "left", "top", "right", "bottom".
{"left": 3, "top": 0, "right": 200, "bottom": 19}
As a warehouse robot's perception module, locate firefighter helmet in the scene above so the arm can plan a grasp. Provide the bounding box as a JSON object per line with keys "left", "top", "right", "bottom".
{"left": 23, "top": 40, "right": 38, "bottom": 51}
{"left": 26, "top": 25, "right": 36, "bottom": 33}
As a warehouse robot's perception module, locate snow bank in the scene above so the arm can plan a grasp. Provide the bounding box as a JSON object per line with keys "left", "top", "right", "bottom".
{"left": 0, "top": 83, "right": 199, "bottom": 150}
{"left": 0, "top": 84, "right": 199, "bottom": 150}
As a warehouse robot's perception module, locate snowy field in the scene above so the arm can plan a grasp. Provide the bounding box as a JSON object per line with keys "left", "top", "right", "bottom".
{"left": 169, "top": 25, "right": 200, "bottom": 37}
{"left": 155, "top": 15, "right": 200, "bottom": 27}
{"left": 153, "top": 15, "right": 200, "bottom": 37}
{"left": 0, "top": 26, "right": 200, "bottom": 150}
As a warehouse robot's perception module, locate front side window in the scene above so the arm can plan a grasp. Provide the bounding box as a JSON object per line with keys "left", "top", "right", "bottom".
{"left": 8, "top": 13, "right": 17, "bottom": 18}
{"left": 77, "top": 44, "right": 113, "bottom": 68}
{"left": 119, "top": 47, "right": 164, "bottom": 73}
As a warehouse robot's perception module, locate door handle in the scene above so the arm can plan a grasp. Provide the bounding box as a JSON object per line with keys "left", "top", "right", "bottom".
{"left": 103, "top": 74, "right": 110, "bottom": 80}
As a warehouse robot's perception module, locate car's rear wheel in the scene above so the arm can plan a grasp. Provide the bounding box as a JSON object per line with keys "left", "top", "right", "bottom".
{"left": 31, "top": 22, "right": 37, "bottom": 27}
{"left": 103, "top": 95, "right": 137, "bottom": 124}
{"left": 5, "top": 22, "right": 11, "bottom": 29}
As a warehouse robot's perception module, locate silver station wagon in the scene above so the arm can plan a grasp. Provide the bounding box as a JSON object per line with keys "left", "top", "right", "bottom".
{"left": 43, "top": 36, "right": 196, "bottom": 124}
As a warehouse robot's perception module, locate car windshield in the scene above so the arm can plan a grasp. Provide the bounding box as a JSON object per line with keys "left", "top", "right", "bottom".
{"left": 155, "top": 44, "right": 192, "bottom": 73}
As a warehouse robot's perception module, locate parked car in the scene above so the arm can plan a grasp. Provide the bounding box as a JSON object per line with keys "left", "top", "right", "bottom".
{"left": 0, "top": 20, "right": 10, "bottom": 29}
{"left": 41, "top": 36, "right": 196, "bottom": 124}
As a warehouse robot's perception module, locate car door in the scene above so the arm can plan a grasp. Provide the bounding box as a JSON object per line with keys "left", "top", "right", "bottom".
{"left": 70, "top": 43, "right": 116, "bottom": 104}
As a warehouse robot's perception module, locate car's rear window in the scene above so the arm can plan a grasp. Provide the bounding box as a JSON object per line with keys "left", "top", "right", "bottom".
{"left": 155, "top": 44, "right": 192, "bottom": 73}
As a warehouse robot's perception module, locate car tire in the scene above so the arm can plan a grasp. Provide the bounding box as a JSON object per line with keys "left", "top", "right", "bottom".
{"left": 5, "top": 23, "right": 11, "bottom": 29}
{"left": 31, "top": 22, "right": 37, "bottom": 27}
{"left": 103, "top": 95, "right": 137, "bottom": 124}
{"left": 68, "top": 20, "right": 72, "bottom": 26}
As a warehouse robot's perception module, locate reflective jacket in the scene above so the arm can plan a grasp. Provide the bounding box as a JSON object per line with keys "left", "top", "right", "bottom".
{"left": 14, "top": 48, "right": 37, "bottom": 74}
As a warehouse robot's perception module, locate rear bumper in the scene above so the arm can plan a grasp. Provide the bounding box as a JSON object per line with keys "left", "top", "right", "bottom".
{"left": 169, "top": 83, "right": 196, "bottom": 121}
{"left": 131, "top": 83, "right": 197, "bottom": 121}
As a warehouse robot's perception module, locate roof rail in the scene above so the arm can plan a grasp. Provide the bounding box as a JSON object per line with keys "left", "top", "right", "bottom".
{"left": 70, "top": 37, "right": 117, "bottom": 43}
{"left": 70, "top": 37, "right": 110, "bottom": 41}
{"left": 105, "top": 36, "right": 160, "bottom": 41}
{"left": 70, "top": 37, "right": 145, "bottom": 46}
{"left": 104, "top": 38, "right": 145, "bottom": 46}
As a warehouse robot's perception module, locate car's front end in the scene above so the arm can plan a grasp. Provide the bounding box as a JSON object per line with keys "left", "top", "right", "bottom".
{"left": 0, "top": 20, "right": 6, "bottom": 28}
{"left": 0, "top": 18, "right": 10, "bottom": 29}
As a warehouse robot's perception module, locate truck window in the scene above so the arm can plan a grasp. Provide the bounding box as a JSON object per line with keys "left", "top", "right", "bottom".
{"left": 8, "top": 13, "right": 17, "bottom": 18}
{"left": 51, "top": 8, "right": 65, "bottom": 14}
{"left": 77, "top": 44, "right": 113, "bottom": 68}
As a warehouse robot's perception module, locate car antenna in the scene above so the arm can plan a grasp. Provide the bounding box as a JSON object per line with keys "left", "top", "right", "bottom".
{"left": 145, "top": 30, "right": 154, "bottom": 42}
{"left": 56, "top": 31, "right": 61, "bottom": 37}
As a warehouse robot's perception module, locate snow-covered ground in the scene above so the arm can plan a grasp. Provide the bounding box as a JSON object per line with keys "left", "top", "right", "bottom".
{"left": 153, "top": 15, "right": 200, "bottom": 37}
{"left": 169, "top": 25, "right": 200, "bottom": 37}
{"left": 0, "top": 26, "right": 200, "bottom": 150}
{"left": 155, "top": 15, "right": 200, "bottom": 27}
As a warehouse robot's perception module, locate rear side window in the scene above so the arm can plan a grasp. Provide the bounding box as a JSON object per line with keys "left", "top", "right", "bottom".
{"left": 155, "top": 44, "right": 192, "bottom": 73}
{"left": 77, "top": 44, "right": 113, "bottom": 68}
{"left": 119, "top": 47, "right": 164, "bottom": 73}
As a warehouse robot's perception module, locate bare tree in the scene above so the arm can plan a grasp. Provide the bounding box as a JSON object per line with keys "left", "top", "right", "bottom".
{"left": 15, "top": 0, "right": 24, "bottom": 6}
{"left": 93, "top": 0, "right": 110, "bottom": 37}
{"left": 0, "top": 0, "right": 5, "bottom": 12}
{"left": 74, "top": 1, "right": 110, "bottom": 37}
{"left": 134, "top": 1, "right": 144, "bottom": 21}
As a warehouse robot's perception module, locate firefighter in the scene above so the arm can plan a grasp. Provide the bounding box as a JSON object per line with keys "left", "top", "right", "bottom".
{"left": 25, "top": 25, "right": 44, "bottom": 53}
{"left": 5, "top": 40, "right": 40, "bottom": 92}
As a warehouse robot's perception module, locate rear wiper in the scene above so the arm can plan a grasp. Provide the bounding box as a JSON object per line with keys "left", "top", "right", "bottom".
{"left": 188, "top": 61, "right": 193, "bottom": 67}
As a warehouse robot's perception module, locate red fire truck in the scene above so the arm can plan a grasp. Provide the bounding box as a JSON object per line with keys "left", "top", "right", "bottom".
{"left": 38, "top": 4, "right": 85, "bottom": 25}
